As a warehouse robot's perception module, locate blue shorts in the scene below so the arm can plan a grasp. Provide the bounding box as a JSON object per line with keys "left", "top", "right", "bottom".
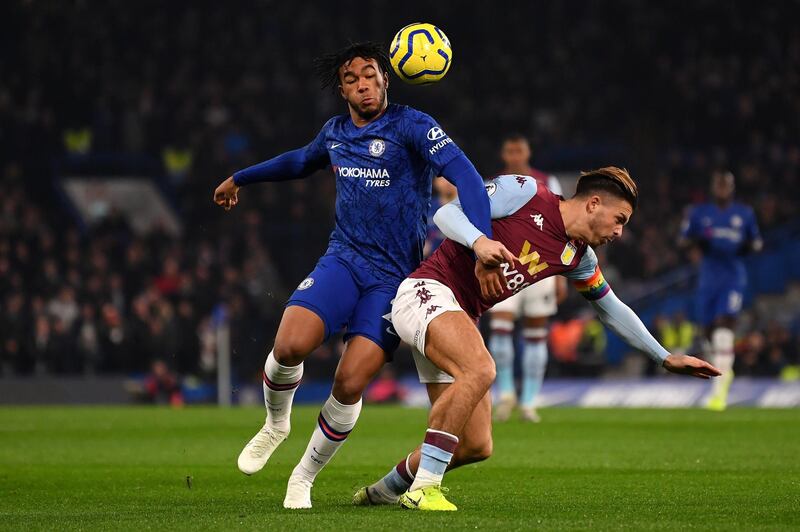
{"left": 287, "top": 254, "right": 401, "bottom": 354}
{"left": 695, "top": 282, "right": 744, "bottom": 326}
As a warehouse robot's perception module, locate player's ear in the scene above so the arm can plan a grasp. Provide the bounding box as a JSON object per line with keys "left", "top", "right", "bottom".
{"left": 338, "top": 83, "right": 346, "bottom": 100}
{"left": 587, "top": 195, "right": 601, "bottom": 213}
{"left": 383, "top": 70, "right": 390, "bottom": 90}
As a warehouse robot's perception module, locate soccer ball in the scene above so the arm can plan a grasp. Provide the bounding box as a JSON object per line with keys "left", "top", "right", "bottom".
{"left": 389, "top": 23, "right": 452, "bottom": 85}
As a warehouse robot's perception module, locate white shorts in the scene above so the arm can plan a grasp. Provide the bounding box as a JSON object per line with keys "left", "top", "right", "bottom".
{"left": 391, "top": 278, "right": 459, "bottom": 384}
{"left": 490, "top": 276, "right": 558, "bottom": 317}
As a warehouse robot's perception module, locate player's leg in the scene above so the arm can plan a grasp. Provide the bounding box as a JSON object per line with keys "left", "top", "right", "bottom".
{"left": 357, "top": 380, "right": 492, "bottom": 506}
{"left": 520, "top": 315, "right": 548, "bottom": 422}
{"left": 519, "top": 277, "right": 557, "bottom": 422}
{"left": 285, "top": 283, "right": 397, "bottom": 508}
{"left": 399, "top": 311, "right": 494, "bottom": 510}
{"left": 285, "top": 337, "right": 386, "bottom": 508}
{"left": 706, "top": 294, "right": 740, "bottom": 410}
{"left": 238, "top": 256, "right": 359, "bottom": 475}
{"left": 487, "top": 294, "right": 519, "bottom": 421}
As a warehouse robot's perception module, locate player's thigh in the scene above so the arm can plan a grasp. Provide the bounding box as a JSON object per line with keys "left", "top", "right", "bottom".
{"left": 425, "top": 311, "right": 495, "bottom": 381}
{"left": 282, "top": 255, "right": 360, "bottom": 343}
{"left": 521, "top": 276, "right": 558, "bottom": 321}
{"left": 346, "top": 284, "right": 400, "bottom": 355}
{"left": 332, "top": 335, "right": 388, "bottom": 402}
{"left": 489, "top": 288, "right": 522, "bottom": 318}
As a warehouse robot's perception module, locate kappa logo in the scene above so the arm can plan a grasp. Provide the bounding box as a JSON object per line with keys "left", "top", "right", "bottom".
{"left": 427, "top": 126, "right": 446, "bottom": 141}
{"left": 297, "top": 278, "right": 314, "bottom": 290}
{"left": 531, "top": 213, "right": 544, "bottom": 231}
{"left": 369, "top": 138, "right": 385, "bottom": 157}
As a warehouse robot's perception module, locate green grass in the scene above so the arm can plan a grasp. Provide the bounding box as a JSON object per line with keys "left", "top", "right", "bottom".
{"left": 1, "top": 406, "right": 799, "bottom": 530}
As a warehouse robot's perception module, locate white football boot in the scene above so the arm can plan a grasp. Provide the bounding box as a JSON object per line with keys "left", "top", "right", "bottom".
{"left": 283, "top": 471, "right": 313, "bottom": 509}
{"left": 237, "top": 421, "right": 288, "bottom": 475}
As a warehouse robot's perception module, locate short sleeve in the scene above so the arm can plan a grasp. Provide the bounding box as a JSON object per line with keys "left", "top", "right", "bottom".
{"left": 403, "top": 108, "right": 463, "bottom": 172}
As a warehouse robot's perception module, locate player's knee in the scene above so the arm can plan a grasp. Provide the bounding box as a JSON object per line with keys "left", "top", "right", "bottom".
{"left": 468, "top": 352, "right": 496, "bottom": 392}
{"left": 332, "top": 367, "right": 371, "bottom": 404}
{"left": 272, "top": 339, "right": 311, "bottom": 366}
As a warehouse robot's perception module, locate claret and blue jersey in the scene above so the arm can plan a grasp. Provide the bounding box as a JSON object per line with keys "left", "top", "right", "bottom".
{"left": 232, "top": 103, "right": 478, "bottom": 352}
{"left": 681, "top": 201, "right": 762, "bottom": 324}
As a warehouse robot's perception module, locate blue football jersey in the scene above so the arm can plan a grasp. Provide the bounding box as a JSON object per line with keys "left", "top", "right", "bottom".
{"left": 300, "top": 104, "right": 463, "bottom": 281}
{"left": 681, "top": 202, "right": 761, "bottom": 285}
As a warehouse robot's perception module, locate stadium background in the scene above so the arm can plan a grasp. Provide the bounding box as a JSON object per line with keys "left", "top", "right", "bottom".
{"left": 2, "top": 0, "right": 800, "bottom": 405}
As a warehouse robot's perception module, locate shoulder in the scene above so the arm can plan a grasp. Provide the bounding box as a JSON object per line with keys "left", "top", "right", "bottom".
{"left": 321, "top": 114, "right": 348, "bottom": 133}
{"left": 489, "top": 174, "right": 538, "bottom": 195}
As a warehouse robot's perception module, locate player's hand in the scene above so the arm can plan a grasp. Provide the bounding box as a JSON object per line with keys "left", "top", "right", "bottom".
{"left": 213, "top": 176, "right": 240, "bottom": 211}
{"left": 475, "top": 260, "right": 505, "bottom": 300}
{"left": 662, "top": 354, "right": 722, "bottom": 379}
{"left": 473, "top": 236, "right": 516, "bottom": 267}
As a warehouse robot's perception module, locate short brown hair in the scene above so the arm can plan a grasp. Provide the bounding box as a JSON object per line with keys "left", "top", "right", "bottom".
{"left": 574, "top": 166, "right": 638, "bottom": 210}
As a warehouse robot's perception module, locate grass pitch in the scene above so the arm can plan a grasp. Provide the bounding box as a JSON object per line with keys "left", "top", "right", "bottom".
{"left": 1, "top": 405, "right": 798, "bottom": 530}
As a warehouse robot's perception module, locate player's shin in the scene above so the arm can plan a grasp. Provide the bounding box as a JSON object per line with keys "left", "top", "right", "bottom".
{"left": 292, "top": 394, "right": 362, "bottom": 483}
{"left": 263, "top": 350, "right": 303, "bottom": 432}
{"left": 521, "top": 329, "right": 548, "bottom": 410}
{"left": 489, "top": 319, "right": 515, "bottom": 399}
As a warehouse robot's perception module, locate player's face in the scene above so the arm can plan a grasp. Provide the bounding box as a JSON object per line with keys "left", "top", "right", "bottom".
{"left": 585, "top": 195, "right": 633, "bottom": 247}
{"left": 338, "top": 57, "right": 388, "bottom": 121}
{"left": 711, "top": 172, "right": 735, "bottom": 202}
{"left": 500, "top": 140, "right": 531, "bottom": 171}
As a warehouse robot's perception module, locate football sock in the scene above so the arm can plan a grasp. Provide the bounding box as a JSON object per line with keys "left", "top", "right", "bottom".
{"left": 292, "top": 394, "right": 362, "bottom": 482}
{"left": 710, "top": 327, "right": 735, "bottom": 398}
{"left": 489, "top": 320, "right": 515, "bottom": 397}
{"left": 409, "top": 429, "right": 458, "bottom": 491}
{"left": 521, "top": 331, "right": 548, "bottom": 408}
{"left": 367, "top": 454, "right": 414, "bottom": 502}
{"left": 262, "top": 350, "right": 303, "bottom": 432}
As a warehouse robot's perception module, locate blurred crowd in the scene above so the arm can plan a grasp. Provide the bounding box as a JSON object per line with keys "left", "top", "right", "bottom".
{"left": 2, "top": 1, "right": 800, "bottom": 381}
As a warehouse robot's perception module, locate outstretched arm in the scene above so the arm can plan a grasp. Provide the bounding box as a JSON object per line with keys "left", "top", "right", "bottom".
{"left": 570, "top": 251, "right": 721, "bottom": 378}
{"left": 214, "top": 123, "right": 330, "bottom": 210}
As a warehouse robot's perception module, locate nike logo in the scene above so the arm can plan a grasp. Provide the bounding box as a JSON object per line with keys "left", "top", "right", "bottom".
{"left": 312, "top": 446, "right": 332, "bottom": 457}
{"left": 331, "top": 142, "right": 343, "bottom": 149}
{"left": 386, "top": 326, "right": 398, "bottom": 337}
{"left": 405, "top": 494, "right": 421, "bottom": 507}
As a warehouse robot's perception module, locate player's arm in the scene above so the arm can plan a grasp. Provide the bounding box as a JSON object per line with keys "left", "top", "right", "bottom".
{"left": 404, "top": 109, "right": 495, "bottom": 246}
{"left": 213, "top": 122, "right": 331, "bottom": 210}
{"left": 432, "top": 174, "right": 537, "bottom": 265}
{"left": 678, "top": 206, "right": 707, "bottom": 251}
{"left": 568, "top": 248, "right": 721, "bottom": 378}
{"left": 738, "top": 207, "right": 763, "bottom": 255}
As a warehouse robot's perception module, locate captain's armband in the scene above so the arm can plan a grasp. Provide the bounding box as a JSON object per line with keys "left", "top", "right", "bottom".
{"left": 573, "top": 267, "right": 611, "bottom": 301}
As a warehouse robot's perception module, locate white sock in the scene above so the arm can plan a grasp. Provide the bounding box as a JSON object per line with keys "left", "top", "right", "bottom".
{"left": 292, "top": 394, "right": 362, "bottom": 482}
{"left": 710, "top": 328, "right": 735, "bottom": 395}
{"left": 263, "top": 350, "right": 303, "bottom": 432}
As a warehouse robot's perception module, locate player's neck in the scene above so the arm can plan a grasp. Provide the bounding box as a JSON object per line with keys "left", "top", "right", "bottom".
{"left": 714, "top": 198, "right": 732, "bottom": 209}
{"left": 558, "top": 199, "right": 588, "bottom": 242}
{"left": 349, "top": 100, "right": 389, "bottom": 128}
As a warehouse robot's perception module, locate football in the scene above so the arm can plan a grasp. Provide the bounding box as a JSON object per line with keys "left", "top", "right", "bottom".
{"left": 389, "top": 23, "right": 452, "bottom": 85}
